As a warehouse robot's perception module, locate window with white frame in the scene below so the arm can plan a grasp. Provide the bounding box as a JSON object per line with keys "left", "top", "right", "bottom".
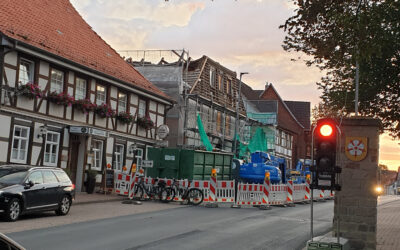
{"left": 75, "top": 77, "right": 87, "bottom": 100}
{"left": 118, "top": 93, "right": 127, "bottom": 112}
{"left": 44, "top": 131, "right": 60, "bottom": 166}
{"left": 136, "top": 148, "right": 143, "bottom": 168}
{"left": 50, "top": 69, "right": 64, "bottom": 93}
{"left": 138, "top": 99, "right": 146, "bottom": 117}
{"left": 19, "top": 58, "right": 34, "bottom": 85}
{"left": 113, "top": 144, "right": 124, "bottom": 171}
{"left": 209, "top": 67, "right": 216, "bottom": 86}
{"left": 92, "top": 140, "right": 103, "bottom": 170}
{"left": 96, "top": 85, "right": 106, "bottom": 105}
{"left": 11, "top": 125, "right": 30, "bottom": 163}
{"left": 281, "top": 131, "right": 286, "bottom": 147}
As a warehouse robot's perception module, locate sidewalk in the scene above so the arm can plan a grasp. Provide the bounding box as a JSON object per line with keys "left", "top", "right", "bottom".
{"left": 377, "top": 195, "right": 400, "bottom": 250}
{"left": 73, "top": 192, "right": 127, "bottom": 205}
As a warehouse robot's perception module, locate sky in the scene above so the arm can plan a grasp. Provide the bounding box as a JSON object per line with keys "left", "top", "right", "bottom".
{"left": 70, "top": 0, "right": 399, "bottom": 171}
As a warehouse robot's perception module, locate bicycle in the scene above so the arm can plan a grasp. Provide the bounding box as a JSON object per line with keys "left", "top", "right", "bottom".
{"left": 133, "top": 176, "right": 168, "bottom": 201}
{"left": 160, "top": 178, "right": 204, "bottom": 205}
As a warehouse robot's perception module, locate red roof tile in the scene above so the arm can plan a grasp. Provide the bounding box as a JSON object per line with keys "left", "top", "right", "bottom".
{"left": 0, "top": 0, "right": 170, "bottom": 100}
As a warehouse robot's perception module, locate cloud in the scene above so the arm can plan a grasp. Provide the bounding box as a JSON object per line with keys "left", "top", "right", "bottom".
{"left": 71, "top": 0, "right": 204, "bottom": 27}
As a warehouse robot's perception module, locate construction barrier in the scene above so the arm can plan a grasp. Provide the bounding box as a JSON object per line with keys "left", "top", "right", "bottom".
{"left": 293, "top": 183, "right": 307, "bottom": 203}
{"left": 235, "top": 183, "right": 266, "bottom": 206}
{"left": 269, "top": 184, "right": 288, "bottom": 206}
{"left": 121, "top": 175, "right": 335, "bottom": 206}
{"left": 115, "top": 172, "right": 131, "bottom": 195}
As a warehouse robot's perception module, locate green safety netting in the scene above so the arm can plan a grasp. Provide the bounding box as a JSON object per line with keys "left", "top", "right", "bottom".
{"left": 197, "top": 114, "right": 213, "bottom": 151}
{"left": 238, "top": 127, "right": 268, "bottom": 158}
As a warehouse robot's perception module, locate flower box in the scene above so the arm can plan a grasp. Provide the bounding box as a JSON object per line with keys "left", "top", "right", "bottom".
{"left": 94, "top": 103, "right": 115, "bottom": 118}
{"left": 47, "top": 91, "right": 75, "bottom": 107}
{"left": 137, "top": 116, "right": 154, "bottom": 130}
{"left": 73, "top": 99, "right": 96, "bottom": 114}
{"left": 116, "top": 112, "right": 134, "bottom": 124}
{"left": 18, "top": 83, "right": 45, "bottom": 99}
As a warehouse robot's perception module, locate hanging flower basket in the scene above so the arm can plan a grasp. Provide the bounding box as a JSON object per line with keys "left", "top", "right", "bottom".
{"left": 94, "top": 103, "right": 115, "bottom": 118}
{"left": 18, "top": 82, "right": 45, "bottom": 99}
{"left": 73, "top": 99, "right": 96, "bottom": 114}
{"left": 116, "top": 111, "right": 134, "bottom": 124}
{"left": 137, "top": 116, "right": 154, "bottom": 130}
{"left": 47, "top": 91, "right": 75, "bottom": 106}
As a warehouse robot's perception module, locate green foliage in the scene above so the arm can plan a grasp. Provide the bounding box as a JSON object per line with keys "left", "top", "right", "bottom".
{"left": 281, "top": 0, "right": 400, "bottom": 138}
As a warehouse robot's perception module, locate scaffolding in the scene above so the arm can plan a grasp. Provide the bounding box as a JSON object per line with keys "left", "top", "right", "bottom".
{"left": 118, "top": 49, "right": 189, "bottom": 66}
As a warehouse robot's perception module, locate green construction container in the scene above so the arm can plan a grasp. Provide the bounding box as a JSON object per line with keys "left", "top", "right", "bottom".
{"left": 146, "top": 148, "right": 233, "bottom": 180}
{"left": 179, "top": 150, "right": 233, "bottom": 180}
{"left": 146, "top": 148, "right": 180, "bottom": 179}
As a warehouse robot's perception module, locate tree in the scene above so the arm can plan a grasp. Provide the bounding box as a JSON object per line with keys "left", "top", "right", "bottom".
{"left": 280, "top": 0, "right": 400, "bottom": 138}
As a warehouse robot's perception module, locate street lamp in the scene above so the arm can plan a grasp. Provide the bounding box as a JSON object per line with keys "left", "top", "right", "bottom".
{"left": 232, "top": 72, "right": 249, "bottom": 157}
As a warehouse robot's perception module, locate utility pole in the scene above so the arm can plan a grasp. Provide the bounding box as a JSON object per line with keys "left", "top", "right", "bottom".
{"left": 232, "top": 72, "right": 248, "bottom": 157}
{"left": 355, "top": 0, "right": 362, "bottom": 116}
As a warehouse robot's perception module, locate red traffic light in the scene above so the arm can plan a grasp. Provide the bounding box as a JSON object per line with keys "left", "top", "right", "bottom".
{"left": 319, "top": 124, "right": 333, "bottom": 137}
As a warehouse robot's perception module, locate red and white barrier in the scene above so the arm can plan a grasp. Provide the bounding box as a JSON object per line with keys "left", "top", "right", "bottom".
{"left": 293, "top": 183, "right": 307, "bottom": 203}
{"left": 115, "top": 172, "right": 131, "bottom": 195}
{"left": 217, "top": 181, "right": 235, "bottom": 203}
{"left": 209, "top": 176, "right": 217, "bottom": 202}
{"left": 269, "top": 184, "right": 288, "bottom": 205}
{"left": 262, "top": 178, "right": 270, "bottom": 205}
{"left": 236, "top": 183, "right": 265, "bottom": 206}
{"left": 304, "top": 179, "right": 311, "bottom": 201}
{"left": 286, "top": 180, "right": 295, "bottom": 206}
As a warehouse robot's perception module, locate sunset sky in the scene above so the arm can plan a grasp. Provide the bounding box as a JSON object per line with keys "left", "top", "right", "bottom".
{"left": 71, "top": 0, "right": 399, "bottom": 171}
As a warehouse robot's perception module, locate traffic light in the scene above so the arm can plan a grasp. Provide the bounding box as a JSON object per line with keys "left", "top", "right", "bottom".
{"left": 312, "top": 118, "right": 341, "bottom": 190}
{"left": 315, "top": 119, "right": 337, "bottom": 171}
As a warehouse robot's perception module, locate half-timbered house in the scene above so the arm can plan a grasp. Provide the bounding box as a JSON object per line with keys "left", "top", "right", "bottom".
{"left": 0, "top": 0, "right": 173, "bottom": 191}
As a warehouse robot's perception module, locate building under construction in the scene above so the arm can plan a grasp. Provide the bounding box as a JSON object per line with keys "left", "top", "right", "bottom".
{"left": 123, "top": 50, "right": 248, "bottom": 152}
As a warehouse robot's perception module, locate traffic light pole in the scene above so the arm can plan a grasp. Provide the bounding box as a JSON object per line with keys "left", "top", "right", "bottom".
{"left": 310, "top": 125, "right": 316, "bottom": 241}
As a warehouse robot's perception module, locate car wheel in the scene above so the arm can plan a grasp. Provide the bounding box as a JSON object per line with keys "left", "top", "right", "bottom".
{"left": 56, "top": 195, "right": 71, "bottom": 216}
{"left": 5, "top": 198, "right": 21, "bottom": 222}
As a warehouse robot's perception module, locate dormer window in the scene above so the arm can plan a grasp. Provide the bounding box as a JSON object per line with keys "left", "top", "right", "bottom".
{"left": 19, "top": 58, "right": 34, "bottom": 85}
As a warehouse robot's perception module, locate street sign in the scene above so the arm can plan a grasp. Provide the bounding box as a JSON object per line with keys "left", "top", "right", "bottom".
{"left": 142, "top": 160, "right": 153, "bottom": 168}
{"left": 157, "top": 125, "right": 169, "bottom": 139}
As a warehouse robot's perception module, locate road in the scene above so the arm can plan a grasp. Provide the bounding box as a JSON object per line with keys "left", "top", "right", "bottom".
{"left": 6, "top": 200, "right": 334, "bottom": 250}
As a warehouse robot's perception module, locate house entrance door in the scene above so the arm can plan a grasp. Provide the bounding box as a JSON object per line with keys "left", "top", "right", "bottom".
{"left": 69, "top": 135, "right": 80, "bottom": 186}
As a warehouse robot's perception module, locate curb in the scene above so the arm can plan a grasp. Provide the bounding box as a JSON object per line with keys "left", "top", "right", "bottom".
{"left": 73, "top": 196, "right": 127, "bottom": 206}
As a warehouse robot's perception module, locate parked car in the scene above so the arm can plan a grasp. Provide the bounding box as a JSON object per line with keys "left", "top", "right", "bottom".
{"left": 0, "top": 165, "right": 75, "bottom": 222}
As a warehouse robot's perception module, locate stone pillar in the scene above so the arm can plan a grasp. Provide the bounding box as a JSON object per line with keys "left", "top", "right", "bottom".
{"left": 333, "top": 117, "right": 380, "bottom": 250}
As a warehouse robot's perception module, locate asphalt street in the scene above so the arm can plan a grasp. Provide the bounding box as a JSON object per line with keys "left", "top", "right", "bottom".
{"left": 7, "top": 201, "right": 334, "bottom": 250}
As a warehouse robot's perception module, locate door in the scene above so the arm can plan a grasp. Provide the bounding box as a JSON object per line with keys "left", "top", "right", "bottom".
{"left": 42, "top": 170, "right": 61, "bottom": 206}
{"left": 23, "top": 171, "right": 46, "bottom": 209}
{"left": 69, "top": 135, "right": 80, "bottom": 186}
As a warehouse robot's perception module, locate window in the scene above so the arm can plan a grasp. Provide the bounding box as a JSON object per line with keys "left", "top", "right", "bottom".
{"left": 136, "top": 148, "right": 143, "bottom": 168}
{"left": 44, "top": 131, "right": 60, "bottom": 166}
{"left": 138, "top": 99, "right": 146, "bottom": 117}
{"left": 96, "top": 85, "right": 106, "bottom": 105}
{"left": 42, "top": 170, "right": 58, "bottom": 184}
{"left": 225, "top": 115, "right": 231, "bottom": 137}
{"left": 226, "top": 79, "right": 232, "bottom": 95}
{"left": 209, "top": 67, "right": 216, "bottom": 87}
{"left": 92, "top": 140, "right": 103, "bottom": 170}
{"left": 118, "top": 93, "right": 127, "bottom": 112}
{"left": 50, "top": 69, "right": 64, "bottom": 93}
{"left": 19, "top": 58, "right": 34, "bottom": 85}
{"left": 26, "top": 171, "right": 43, "bottom": 185}
{"left": 11, "top": 125, "right": 30, "bottom": 164}
{"left": 53, "top": 171, "right": 70, "bottom": 183}
{"left": 216, "top": 111, "right": 222, "bottom": 133}
{"left": 218, "top": 74, "right": 223, "bottom": 90}
{"left": 75, "top": 77, "right": 87, "bottom": 100}
{"left": 114, "top": 144, "right": 124, "bottom": 171}
{"left": 281, "top": 131, "right": 286, "bottom": 147}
